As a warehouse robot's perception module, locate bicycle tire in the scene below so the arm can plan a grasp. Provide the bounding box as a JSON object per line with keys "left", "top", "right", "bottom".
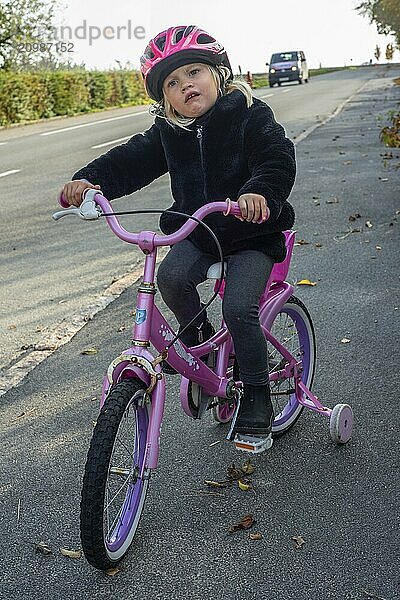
{"left": 80, "top": 378, "right": 150, "bottom": 570}
{"left": 266, "top": 295, "right": 316, "bottom": 436}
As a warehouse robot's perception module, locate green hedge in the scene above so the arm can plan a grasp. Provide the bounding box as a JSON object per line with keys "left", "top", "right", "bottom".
{"left": 0, "top": 70, "right": 151, "bottom": 126}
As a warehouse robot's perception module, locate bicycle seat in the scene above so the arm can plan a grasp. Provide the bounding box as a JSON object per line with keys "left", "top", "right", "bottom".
{"left": 207, "top": 262, "right": 226, "bottom": 279}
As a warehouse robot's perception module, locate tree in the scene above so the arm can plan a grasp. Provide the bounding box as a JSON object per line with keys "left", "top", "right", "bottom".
{"left": 0, "top": 0, "right": 59, "bottom": 70}
{"left": 374, "top": 44, "right": 381, "bottom": 61}
{"left": 356, "top": 0, "right": 400, "bottom": 48}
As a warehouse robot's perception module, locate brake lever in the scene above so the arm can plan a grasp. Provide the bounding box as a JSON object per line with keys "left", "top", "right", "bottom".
{"left": 52, "top": 196, "right": 102, "bottom": 221}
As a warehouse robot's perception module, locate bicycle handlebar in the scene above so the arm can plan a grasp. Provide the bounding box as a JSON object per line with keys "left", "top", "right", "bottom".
{"left": 53, "top": 189, "right": 269, "bottom": 249}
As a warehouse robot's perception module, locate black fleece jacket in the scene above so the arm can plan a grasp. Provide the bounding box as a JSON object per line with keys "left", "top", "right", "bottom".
{"left": 73, "top": 89, "right": 296, "bottom": 262}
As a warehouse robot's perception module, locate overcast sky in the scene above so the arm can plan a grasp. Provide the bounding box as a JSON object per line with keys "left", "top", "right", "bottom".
{"left": 55, "top": 0, "right": 399, "bottom": 72}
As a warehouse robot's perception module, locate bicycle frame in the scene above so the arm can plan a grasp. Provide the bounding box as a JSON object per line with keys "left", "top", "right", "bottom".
{"left": 100, "top": 241, "right": 309, "bottom": 473}
{"left": 55, "top": 191, "right": 331, "bottom": 470}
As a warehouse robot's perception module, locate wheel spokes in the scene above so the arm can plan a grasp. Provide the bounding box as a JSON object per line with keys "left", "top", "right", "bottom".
{"left": 268, "top": 310, "right": 301, "bottom": 415}
{"left": 104, "top": 404, "right": 140, "bottom": 541}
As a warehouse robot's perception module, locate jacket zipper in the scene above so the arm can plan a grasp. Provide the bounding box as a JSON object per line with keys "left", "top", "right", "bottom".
{"left": 196, "top": 125, "right": 207, "bottom": 200}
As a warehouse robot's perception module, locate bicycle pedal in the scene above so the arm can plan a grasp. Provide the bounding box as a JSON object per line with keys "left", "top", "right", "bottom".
{"left": 233, "top": 433, "right": 273, "bottom": 454}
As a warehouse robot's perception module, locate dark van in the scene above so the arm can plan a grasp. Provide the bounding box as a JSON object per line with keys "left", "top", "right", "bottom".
{"left": 267, "top": 51, "right": 309, "bottom": 87}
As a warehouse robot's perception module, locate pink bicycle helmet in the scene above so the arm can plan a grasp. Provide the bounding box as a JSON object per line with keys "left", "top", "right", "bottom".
{"left": 140, "top": 25, "right": 233, "bottom": 102}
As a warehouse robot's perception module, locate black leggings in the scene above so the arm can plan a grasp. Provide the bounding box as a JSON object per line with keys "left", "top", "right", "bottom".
{"left": 157, "top": 240, "right": 274, "bottom": 386}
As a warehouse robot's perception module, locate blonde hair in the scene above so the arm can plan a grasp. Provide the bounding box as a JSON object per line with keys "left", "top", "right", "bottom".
{"left": 149, "top": 65, "right": 253, "bottom": 130}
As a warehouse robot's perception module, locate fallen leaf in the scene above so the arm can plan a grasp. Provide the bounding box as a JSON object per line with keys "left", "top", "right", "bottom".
{"left": 118, "top": 326, "right": 126, "bottom": 332}
{"left": 60, "top": 548, "right": 81, "bottom": 559}
{"left": 341, "top": 338, "right": 351, "bottom": 344}
{"left": 315, "top": 242, "right": 322, "bottom": 248}
{"left": 292, "top": 535, "right": 305, "bottom": 549}
{"left": 365, "top": 221, "right": 373, "bottom": 228}
{"left": 241, "top": 459, "right": 255, "bottom": 475}
{"left": 34, "top": 343, "right": 57, "bottom": 351}
{"left": 313, "top": 200, "right": 320, "bottom": 205}
{"left": 204, "top": 480, "right": 228, "bottom": 489}
{"left": 81, "top": 348, "right": 99, "bottom": 355}
{"left": 106, "top": 567, "right": 121, "bottom": 577}
{"left": 294, "top": 239, "right": 310, "bottom": 246}
{"left": 326, "top": 197, "right": 340, "bottom": 204}
{"left": 8, "top": 324, "right": 17, "bottom": 330}
{"left": 312, "top": 195, "right": 320, "bottom": 200}
{"left": 349, "top": 213, "right": 361, "bottom": 222}
{"left": 58, "top": 299, "right": 68, "bottom": 304}
{"left": 238, "top": 479, "right": 251, "bottom": 491}
{"left": 229, "top": 514, "right": 255, "bottom": 533}
{"left": 35, "top": 541, "right": 52, "bottom": 555}
{"left": 375, "top": 245, "right": 382, "bottom": 250}
{"left": 227, "top": 463, "right": 243, "bottom": 481}
{"left": 343, "top": 160, "right": 352, "bottom": 165}
{"left": 379, "top": 177, "right": 388, "bottom": 182}
{"left": 249, "top": 532, "right": 263, "bottom": 541}
{"left": 209, "top": 440, "right": 221, "bottom": 447}
{"left": 296, "top": 279, "right": 317, "bottom": 286}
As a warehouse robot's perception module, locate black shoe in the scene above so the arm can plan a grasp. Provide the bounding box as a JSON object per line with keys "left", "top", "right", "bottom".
{"left": 162, "top": 317, "right": 215, "bottom": 375}
{"left": 234, "top": 383, "right": 274, "bottom": 436}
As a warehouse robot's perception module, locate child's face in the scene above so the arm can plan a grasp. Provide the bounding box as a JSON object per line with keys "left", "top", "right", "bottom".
{"left": 162, "top": 62, "right": 218, "bottom": 118}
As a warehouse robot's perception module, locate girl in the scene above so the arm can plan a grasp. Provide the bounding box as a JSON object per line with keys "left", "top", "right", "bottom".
{"left": 62, "top": 25, "right": 296, "bottom": 440}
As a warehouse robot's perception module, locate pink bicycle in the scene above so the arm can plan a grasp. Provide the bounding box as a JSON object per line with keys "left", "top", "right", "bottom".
{"left": 53, "top": 189, "right": 354, "bottom": 570}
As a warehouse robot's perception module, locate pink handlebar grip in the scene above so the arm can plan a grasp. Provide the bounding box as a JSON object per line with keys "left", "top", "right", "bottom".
{"left": 58, "top": 192, "right": 70, "bottom": 208}
{"left": 227, "top": 199, "right": 270, "bottom": 223}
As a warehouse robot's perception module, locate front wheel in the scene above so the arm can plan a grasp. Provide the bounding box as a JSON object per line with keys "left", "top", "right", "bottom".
{"left": 265, "top": 295, "right": 316, "bottom": 436}
{"left": 80, "top": 378, "right": 150, "bottom": 570}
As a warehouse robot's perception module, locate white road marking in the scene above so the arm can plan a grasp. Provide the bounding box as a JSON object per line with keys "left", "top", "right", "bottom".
{"left": 0, "top": 142, "right": 8, "bottom": 146}
{"left": 281, "top": 89, "right": 291, "bottom": 93}
{"left": 40, "top": 110, "right": 149, "bottom": 136}
{"left": 0, "top": 169, "right": 20, "bottom": 178}
{"left": 260, "top": 93, "right": 274, "bottom": 99}
{"left": 92, "top": 135, "right": 131, "bottom": 149}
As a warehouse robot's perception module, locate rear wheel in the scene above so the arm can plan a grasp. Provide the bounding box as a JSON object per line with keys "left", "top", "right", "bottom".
{"left": 264, "top": 295, "right": 316, "bottom": 436}
{"left": 80, "top": 378, "right": 150, "bottom": 570}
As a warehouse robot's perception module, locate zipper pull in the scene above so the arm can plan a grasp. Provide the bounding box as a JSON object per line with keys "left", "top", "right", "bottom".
{"left": 196, "top": 125, "right": 203, "bottom": 139}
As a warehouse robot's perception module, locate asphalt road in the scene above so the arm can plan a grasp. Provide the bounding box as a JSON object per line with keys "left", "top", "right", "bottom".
{"left": 0, "top": 65, "right": 387, "bottom": 371}
{"left": 0, "top": 66, "right": 399, "bottom": 600}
